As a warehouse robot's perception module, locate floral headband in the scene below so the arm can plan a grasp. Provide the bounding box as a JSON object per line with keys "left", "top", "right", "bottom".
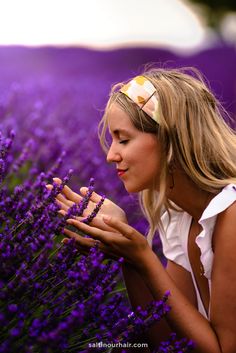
{"left": 120, "top": 75, "right": 159, "bottom": 123}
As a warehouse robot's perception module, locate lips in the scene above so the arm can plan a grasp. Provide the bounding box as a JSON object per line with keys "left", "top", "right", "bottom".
{"left": 117, "top": 168, "right": 128, "bottom": 177}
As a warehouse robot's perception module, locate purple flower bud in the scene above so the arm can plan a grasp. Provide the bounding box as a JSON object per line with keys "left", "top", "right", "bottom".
{"left": 10, "top": 327, "right": 21, "bottom": 337}
{"left": 8, "top": 304, "right": 18, "bottom": 313}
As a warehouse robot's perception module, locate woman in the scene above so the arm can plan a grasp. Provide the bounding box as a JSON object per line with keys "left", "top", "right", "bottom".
{"left": 54, "top": 67, "right": 236, "bottom": 352}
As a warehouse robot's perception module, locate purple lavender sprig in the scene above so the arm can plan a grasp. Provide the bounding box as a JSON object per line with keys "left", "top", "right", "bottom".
{"left": 63, "top": 177, "right": 95, "bottom": 220}
{"left": 153, "top": 332, "right": 195, "bottom": 353}
{"left": 0, "top": 130, "right": 15, "bottom": 184}
{"left": 53, "top": 177, "right": 98, "bottom": 236}
{"left": 109, "top": 291, "right": 171, "bottom": 344}
{"left": 82, "top": 194, "right": 105, "bottom": 224}
{"left": 11, "top": 139, "right": 34, "bottom": 173}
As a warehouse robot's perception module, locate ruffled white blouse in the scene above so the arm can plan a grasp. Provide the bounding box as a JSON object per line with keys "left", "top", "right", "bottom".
{"left": 159, "top": 184, "right": 236, "bottom": 319}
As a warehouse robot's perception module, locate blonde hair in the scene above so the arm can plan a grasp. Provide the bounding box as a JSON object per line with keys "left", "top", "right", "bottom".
{"left": 99, "top": 67, "right": 236, "bottom": 244}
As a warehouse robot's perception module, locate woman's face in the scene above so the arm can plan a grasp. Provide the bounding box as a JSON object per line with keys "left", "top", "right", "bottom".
{"left": 106, "top": 103, "right": 162, "bottom": 193}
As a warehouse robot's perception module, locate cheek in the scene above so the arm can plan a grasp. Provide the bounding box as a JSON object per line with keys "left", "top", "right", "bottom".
{"left": 145, "top": 143, "right": 161, "bottom": 165}
{"left": 127, "top": 135, "right": 161, "bottom": 170}
{"left": 134, "top": 149, "right": 161, "bottom": 182}
{"left": 145, "top": 146, "right": 161, "bottom": 175}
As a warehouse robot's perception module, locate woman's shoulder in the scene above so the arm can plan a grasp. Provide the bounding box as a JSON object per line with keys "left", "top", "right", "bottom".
{"left": 212, "top": 186, "right": 236, "bottom": 247}
{"left": 199, "top": 184, "right": 236, "bottom": 225}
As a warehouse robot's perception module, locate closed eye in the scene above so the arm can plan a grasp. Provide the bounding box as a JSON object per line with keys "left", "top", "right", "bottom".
{"left": 119, "top": 140, "right": 129, "bottom": 144}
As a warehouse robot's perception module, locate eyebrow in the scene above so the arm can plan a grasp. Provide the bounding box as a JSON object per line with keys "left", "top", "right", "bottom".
{"left": 112, "top": 128, "right": 130, "bottom": 136}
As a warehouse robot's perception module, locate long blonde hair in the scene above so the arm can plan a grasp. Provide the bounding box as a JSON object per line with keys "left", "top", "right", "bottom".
{"left": 99, "top": 67, "right": 236, "bottom": 243}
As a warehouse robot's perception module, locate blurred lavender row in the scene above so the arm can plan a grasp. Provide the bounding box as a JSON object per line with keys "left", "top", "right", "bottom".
{"left": 0, "top": 44, "right": 235, "bottom": 242}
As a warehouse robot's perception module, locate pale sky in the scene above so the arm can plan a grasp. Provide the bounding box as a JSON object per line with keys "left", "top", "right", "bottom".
{"left": 0, "top": 0, "right": 212, "bottom": 52}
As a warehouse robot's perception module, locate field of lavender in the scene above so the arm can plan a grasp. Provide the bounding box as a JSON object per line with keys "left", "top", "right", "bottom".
{"left": 0, "top": 44, "right": 235, "bottom": 352}
{"left": 1, "top": 44, "right": 235, "bottom": 229}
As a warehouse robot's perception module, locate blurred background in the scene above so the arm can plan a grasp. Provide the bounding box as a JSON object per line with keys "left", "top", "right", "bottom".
{"left": 0, "top": 0, "right": 235, "bottom": 240}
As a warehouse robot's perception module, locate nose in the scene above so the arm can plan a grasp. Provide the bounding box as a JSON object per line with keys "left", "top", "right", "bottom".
{"left": 106, "top": 143, "right": 122, "bottom": 163}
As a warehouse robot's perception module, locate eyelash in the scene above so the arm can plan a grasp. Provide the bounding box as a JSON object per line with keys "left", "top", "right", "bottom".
{"left": 119, "top": 140, "right": 129, "bottom": 144}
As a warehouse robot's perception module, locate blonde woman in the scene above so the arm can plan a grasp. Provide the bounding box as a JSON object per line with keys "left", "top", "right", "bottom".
{"left": 55, "top": 68, "right": 236, "bottom": 352}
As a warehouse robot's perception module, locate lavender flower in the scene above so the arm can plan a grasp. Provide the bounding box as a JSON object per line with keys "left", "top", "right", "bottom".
{"left": 63, "top": 177, "right": 95, "bottom": 220}
{"left": 82, "top": 193, "right": 105, "bottom": 224}
{"left": 153, "top": 333, "right": 195, "bottom": 353}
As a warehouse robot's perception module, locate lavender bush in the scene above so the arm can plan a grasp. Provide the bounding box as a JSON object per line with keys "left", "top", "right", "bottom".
{"left": 0, "top": 130, "right": 194, "bottom": 352}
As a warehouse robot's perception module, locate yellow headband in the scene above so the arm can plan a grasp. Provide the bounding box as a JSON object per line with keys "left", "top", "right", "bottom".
{"left": 120, "top": 75, "right": 159, "bottom": 123}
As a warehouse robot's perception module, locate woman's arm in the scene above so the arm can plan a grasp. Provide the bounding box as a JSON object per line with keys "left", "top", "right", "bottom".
{"left": 55, "top": 180, "right": 236, "bottom": 353}
{"left": 122, "top": 260, "right": 198, "bottom": 349}
{"left": 66, "top": 209, "right": 236, "bottom": 353}
{"left": 122, "top": 263, "right": 170, "bottom": 350}
{"left": 133, "top": 201, "right": 236, "bottom": 353}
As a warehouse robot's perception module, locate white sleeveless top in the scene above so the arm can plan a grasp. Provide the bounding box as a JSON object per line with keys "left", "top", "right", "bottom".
{"left": 159, "top": 184, "right": 236, "bottom": 319}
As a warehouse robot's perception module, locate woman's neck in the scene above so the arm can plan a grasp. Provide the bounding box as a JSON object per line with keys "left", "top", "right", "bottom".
{"left": 166, "top": 169, "right": 217, "bottom": 222}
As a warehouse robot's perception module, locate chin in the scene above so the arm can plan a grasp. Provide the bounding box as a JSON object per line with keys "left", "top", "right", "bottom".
{"left": 124, "top": 184, "right": 145, "bottom": 194}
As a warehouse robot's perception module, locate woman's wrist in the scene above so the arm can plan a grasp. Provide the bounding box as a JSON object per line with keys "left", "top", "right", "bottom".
{"left": 134, "top": 247, "right": 159, "bottom": 273}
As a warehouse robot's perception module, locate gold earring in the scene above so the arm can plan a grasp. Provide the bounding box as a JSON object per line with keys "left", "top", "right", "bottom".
{"left": 169, "top": 171, "right": 175, "bottom": 189}
{"left": 168, "top": 162, "right": 175, "bottom": 190}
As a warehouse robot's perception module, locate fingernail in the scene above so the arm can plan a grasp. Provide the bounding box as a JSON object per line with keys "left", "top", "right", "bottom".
{"left": 53, "top": 178, "right": 61, "bottom": 183}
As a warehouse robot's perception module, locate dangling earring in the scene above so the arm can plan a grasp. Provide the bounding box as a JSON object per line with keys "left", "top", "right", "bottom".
{"left": 169, "top": 171, "right": 175, "bottom": 189}
{"left": 168, "top": 163, "right": 175, "bottom": 190}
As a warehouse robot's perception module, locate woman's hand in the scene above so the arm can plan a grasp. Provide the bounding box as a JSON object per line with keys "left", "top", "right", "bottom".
{"left": 64, "top": 215, "right": 153, "bottom": 267}
{"left": 47, "top": 177, "right": 127, "bottom": 226}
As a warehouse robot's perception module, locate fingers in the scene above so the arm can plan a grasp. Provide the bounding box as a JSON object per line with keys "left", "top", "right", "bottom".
{"left": 99, "top": 244, "right": 122, "bottom": 261}
{"left": 102, "top": 216, "right": 136, "bottom": 240}
{"left": 59, "top": 184, "right": 82, "bottom": 204}
{"left": 48, "top": 178, "right": 104, "bottom": 208}
{"left": 47, "top": 178, "right": 82, "bottom": 205}
{"left": 61, "top": 237, "right": 91, "bottom": 256}
{"left": 81, "top": 214, "right": 118, "bottom": 232}
{"left": 59, "top": 211, "right": 113, "bottom": 233}
{"left": 66, "top": 218, "right": 119, "bottom": 245}
{"left": 46, "top": 180, "right": 83, "bottom": 210}
{"left": 80, "top": 187, "right": 103, "bottom": 204}
{"left": 59, "top": 209, "right": 67, "bottom": 217}
{"left": 63, "top": 228, "right": 99, "bottom": 248}
{"left": 46, "top": 183, "right": 70, "bottom": 206}
{"left": 46, "top": 184, "right": 70, "bottom": 210}
{"left": 48, "top": 179, "right": 108, "bottom": 224}
{"left": 62, "top": 236, "right": 121, "bottom": 261}
{"left": 52, "top": 177, "right": 62, "bottom": 185}
{"left": 56, "top": 194, "right": 73, "bottom": 210}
